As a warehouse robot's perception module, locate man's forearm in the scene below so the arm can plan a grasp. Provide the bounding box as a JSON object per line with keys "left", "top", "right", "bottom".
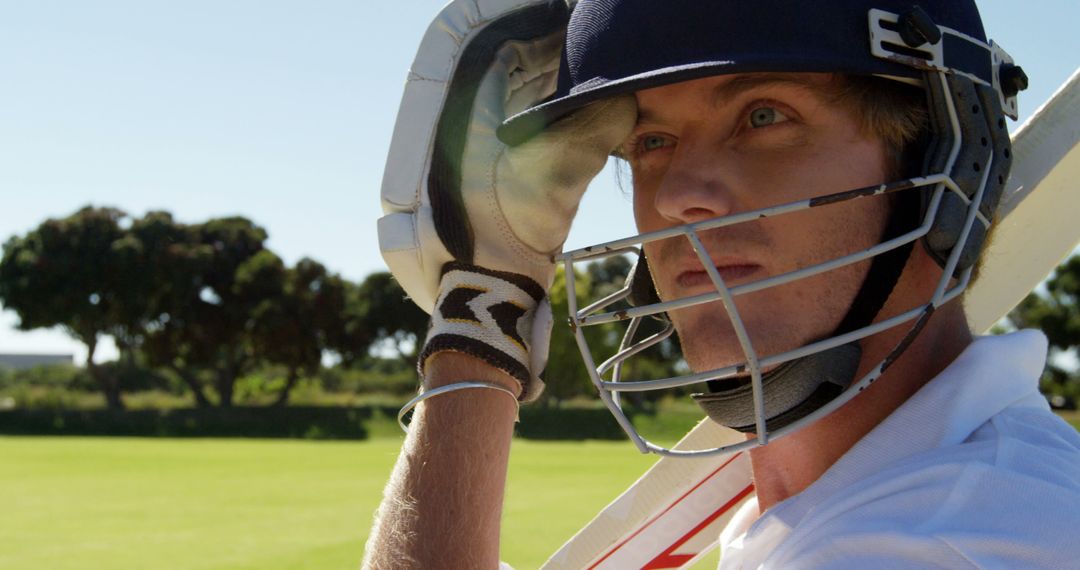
{"left": 363, "top": 353, "right": 520, "bottom": 569}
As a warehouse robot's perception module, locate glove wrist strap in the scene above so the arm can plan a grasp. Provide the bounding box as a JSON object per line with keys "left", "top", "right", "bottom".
{"left": 419, "top": 262, "right": 546, "bottom": 401}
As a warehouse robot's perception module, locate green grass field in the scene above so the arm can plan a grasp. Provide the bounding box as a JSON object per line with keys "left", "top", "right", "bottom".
{"left": 0, "top": 436, "right": 683, "bottom": 570}
{"left": 3, "top": 411, "right": 1077, "bottom": 569}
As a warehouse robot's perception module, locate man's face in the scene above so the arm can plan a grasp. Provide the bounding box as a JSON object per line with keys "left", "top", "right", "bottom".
{"left": 626, "top": 73, "right": 892, "bottom": 373}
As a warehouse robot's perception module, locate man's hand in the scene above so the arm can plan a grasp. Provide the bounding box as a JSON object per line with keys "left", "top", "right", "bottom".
{"left": 379, "top": 0, "right": 636, "bottom": 399}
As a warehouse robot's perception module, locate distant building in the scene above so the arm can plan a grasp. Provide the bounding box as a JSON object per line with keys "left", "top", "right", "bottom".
{"left": 0, "top": 353, "right": 75, "bottom": 370}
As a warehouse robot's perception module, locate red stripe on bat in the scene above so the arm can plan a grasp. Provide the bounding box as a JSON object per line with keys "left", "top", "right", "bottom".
{"left": 587, "top": 453, "right": 748, "bottom": 570}
{"left": 642, "top": 483, "right": 755, "bottom": 569}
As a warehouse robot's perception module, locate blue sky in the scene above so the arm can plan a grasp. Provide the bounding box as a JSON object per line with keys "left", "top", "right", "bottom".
{"left": 2, "top": 0, "right": 1078, "bottom": 363}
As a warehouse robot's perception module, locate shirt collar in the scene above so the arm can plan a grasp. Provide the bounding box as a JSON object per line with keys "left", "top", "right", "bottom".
{"left": 743, "top": 329, "right": 1048, "bottom": 539}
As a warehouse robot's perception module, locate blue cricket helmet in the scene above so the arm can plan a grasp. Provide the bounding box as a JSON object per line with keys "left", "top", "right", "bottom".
{"left": 499, "top": 0, "right": 1011, "bottom": 145}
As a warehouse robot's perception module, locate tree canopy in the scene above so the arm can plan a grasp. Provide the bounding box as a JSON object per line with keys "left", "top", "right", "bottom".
{"left": 0, "top": 207, "right": 128, "bottom": 408}
{"left": 1009, "top": 254, "right": 1080, "bottom": 407}
{"left": 0, "top": 207, "right": 406, "bottom": 408}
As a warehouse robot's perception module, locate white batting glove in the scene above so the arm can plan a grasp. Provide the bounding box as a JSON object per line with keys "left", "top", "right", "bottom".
{"left": 378, "top": 0, "right": 636, "bottom": 400}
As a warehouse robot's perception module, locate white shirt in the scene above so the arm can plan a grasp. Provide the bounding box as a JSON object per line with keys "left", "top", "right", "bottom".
{"left": 719, "top": 330, "right": 1080, "bottom": 569}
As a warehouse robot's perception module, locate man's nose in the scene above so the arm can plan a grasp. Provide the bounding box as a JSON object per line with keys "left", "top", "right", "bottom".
{"left": 653, "top": 139, "right": 738, "bottom": 225}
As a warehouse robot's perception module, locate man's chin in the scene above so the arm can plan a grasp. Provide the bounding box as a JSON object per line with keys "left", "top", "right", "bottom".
{"left": 682, "top": 341, "right": 748, "bottom": 375}
{"left": 679, "top": 323, "right": 805, "bottom": 376}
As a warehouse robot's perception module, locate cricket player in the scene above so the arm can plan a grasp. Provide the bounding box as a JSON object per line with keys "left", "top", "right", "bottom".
{"left": 367, "top": 0, "right": 1080, "bottom": 567}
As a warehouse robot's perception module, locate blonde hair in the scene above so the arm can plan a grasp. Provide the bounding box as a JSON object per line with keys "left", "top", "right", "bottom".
{"left": 828, "top": 74, "right": 929, "bottom": 177}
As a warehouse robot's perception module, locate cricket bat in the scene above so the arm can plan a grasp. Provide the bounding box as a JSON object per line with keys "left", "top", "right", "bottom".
{"left": 541, "top": 66, "right": 1080, "bottom": 570}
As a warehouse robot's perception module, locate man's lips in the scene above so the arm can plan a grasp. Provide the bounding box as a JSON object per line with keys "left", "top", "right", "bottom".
{"left": 676, "top": 264, "right": 763, "bottom": 289}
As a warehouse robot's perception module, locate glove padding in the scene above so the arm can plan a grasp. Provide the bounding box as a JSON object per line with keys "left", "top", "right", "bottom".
{"left": 378, "top": 0, "right": 636, "bottom": 399}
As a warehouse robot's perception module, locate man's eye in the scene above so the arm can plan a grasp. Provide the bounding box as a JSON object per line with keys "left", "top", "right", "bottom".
{"left": 641, "top": 134, "right": 671, "bottom": 152}
{"left": 748, "top": 106, "right": 790, "bottom": 128}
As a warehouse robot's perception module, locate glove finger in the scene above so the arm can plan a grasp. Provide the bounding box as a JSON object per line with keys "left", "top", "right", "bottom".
{"left": 473, "top": 34, "right": 565, "bottom": 133}
{"left": 504, "top": 35, "right": 563, "bottom": 117}
{"left": 497, "top": 95, "right": 638, "bottom": 254}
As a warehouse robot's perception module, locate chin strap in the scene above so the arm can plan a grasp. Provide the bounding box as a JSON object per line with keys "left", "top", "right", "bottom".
{"left": 694, "top": 343, "right": 861, "bottom": 433}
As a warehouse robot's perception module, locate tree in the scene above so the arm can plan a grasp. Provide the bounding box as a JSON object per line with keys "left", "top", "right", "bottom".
{"left": 1008, "top": 254, "right": 1080, "bottom": 405}
{"left": 324, "top": 278, "right": 374, "bottom": 368}
{"left": 353, "top": 272, "right": 428, "bottom": 362}
{"left": 127, "top": 212, "right": 218, "bottom": 407}
{"left": 0, "top": 207, "right": 129, "bottom": 409}
{"left": 252, "top": 258, "right": 348, "bottom": 406}
{"left": 106, "top": 211, "right": 195, "bottom": 369}
{"left": 142, "top": 217, "right": 273, "bottom": 407}
{"left": 587, "top": 254, "right": 634, "bottom": 294}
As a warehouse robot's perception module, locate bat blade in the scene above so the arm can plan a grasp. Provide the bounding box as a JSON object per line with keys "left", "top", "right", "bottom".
{"left": 541, "top": 420, "right": 750, "bottom": 570}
